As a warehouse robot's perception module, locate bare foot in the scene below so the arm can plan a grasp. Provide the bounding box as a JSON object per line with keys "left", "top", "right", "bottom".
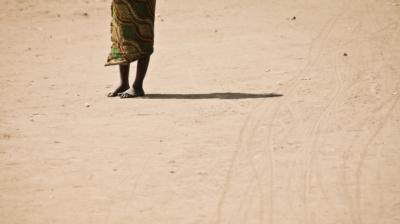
{"left": 107, "top": 84, "right": 130, "bottom": 97}
{"left": 119, "top": 88, "right": 145, "bottom": 98}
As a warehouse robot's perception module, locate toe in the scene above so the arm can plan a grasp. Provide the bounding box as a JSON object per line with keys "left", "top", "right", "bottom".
{"left": 120, "top": 93, "right": 129, "bottom": 99}
{"left": 107, "top": 92, "right": 117, "bottom": 97}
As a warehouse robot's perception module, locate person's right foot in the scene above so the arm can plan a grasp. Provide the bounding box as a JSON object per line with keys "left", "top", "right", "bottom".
{"left": 107, "top": 84, "right": 130, "bottom": 97}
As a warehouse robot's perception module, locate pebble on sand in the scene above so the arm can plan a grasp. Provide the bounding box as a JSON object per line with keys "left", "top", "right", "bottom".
{"left": 85, "top": 103, "right": 90, "bottom": 108}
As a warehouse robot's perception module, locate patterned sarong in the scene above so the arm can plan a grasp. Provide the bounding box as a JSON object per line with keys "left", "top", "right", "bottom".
{"left": 105, "top": 0, "right": 156, "bottom": 66}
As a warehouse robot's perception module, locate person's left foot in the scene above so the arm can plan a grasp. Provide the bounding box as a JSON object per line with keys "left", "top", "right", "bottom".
{"left": 119, "top": 87, "right": 145, "bottom": 98}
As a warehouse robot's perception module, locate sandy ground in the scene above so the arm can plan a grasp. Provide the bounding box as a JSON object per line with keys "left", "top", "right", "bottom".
{"left": 1, "top": 0, "right": 400, "bottom": 223}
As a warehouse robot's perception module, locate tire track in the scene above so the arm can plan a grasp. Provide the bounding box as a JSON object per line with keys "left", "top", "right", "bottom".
{"left": 353, "top": 1, "right": 400, "bottom": 223}
{"left": 305, "top": 6, "right": 372, "bottom": 222}
{"left": 262, "top": 10, "right": 344, "bottom": 224}
{"left": 305, "top": 53, "right": 346, "bottom": 224}
{"left": 252, "top": 5, "right": 348, "bottom": 223}
{"left": 215, "top": 1, "right": 356, "bottom": 223}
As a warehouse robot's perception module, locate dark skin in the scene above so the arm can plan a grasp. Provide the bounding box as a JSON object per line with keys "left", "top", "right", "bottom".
{"left": 107, "top": 55, "right": 150, "bottom": 98}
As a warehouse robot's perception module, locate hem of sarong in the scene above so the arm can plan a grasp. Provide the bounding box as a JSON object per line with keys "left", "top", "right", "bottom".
{"left": 104, "top": 61, "right": 130, "bottom": 67}
{"left": 104, "top": 53, "right": 153, "bottom": 67}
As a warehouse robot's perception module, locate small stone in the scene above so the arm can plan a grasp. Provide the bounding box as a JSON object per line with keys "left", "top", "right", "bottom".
{"left": 85, "top": 103, "right": 90, "bottom": 108}
{"left": 291, "top": 16, "right": 297, "bottom": 20}
{"left": 343, "top": 53, "right": 348, "bottom": 56}
{"left": 170, "top": 171, "right": 175, "bottom": 174}
{"left": 2, "top": 134, "right": 11, "bottom": 139}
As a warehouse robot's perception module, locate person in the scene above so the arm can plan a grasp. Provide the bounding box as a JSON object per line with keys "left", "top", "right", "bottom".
{"left": 105, "top": 0, "right": 156, "bottom": 98}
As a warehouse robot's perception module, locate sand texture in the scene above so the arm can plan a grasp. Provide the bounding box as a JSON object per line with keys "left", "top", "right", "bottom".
{"left": 1, "top": 0, "right": 400, "bottom": 223}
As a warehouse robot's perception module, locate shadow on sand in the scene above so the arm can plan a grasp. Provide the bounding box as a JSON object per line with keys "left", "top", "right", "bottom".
{"left": 143, "top": 92, "right": 283, "bottom": 100}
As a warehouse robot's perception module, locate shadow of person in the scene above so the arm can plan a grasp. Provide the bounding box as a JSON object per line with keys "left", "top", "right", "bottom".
{"left": 143, "top": 92, "right": 283, "bottom": 100}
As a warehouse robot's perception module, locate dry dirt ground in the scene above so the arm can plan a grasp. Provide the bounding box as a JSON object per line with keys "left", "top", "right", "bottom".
{"left": 1, "top": 0, "right": 400, "bottom": 223}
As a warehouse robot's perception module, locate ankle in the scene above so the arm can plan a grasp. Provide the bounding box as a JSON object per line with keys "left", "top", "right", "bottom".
{"left": 133, "top": 84, "right": 143, "bottom": 91}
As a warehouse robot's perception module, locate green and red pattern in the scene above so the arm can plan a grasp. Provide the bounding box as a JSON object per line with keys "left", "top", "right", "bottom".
{"left": 105, "top": 0, "right": 156, "bottom": 66}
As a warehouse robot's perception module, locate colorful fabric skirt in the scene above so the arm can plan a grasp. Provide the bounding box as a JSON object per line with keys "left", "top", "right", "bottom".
{"left": 105, "top": 0, "right": 156, "bottom": 66}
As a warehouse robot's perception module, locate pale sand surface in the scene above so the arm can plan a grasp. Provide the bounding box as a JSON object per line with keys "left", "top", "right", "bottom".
{"left": 1, "top": 0, "right": 400, "bottom": 223}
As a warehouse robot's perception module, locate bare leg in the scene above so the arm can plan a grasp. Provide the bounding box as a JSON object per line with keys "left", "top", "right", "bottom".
{"left": 133, "top": 55, "right": 150, "bottom": 93}
{"left": 120, "top": 55, "right": 150, "bottom": 98}
{"left": 107, "top": 64, "right": 130, "bottom": 97}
